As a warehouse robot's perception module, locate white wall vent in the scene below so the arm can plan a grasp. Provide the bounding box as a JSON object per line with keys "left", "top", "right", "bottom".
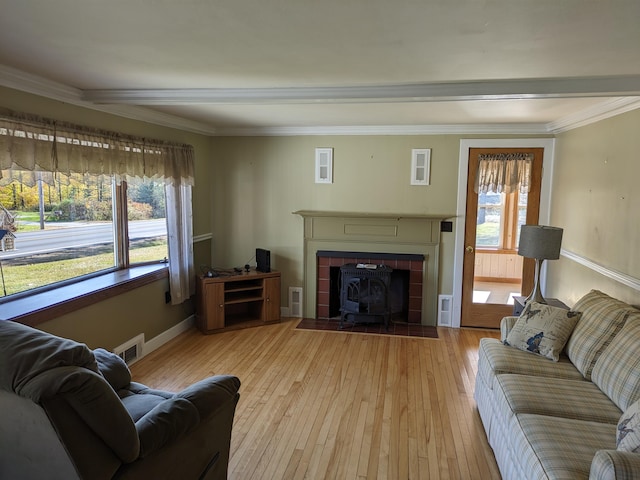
{"left": 289, "top": 286, "right": 303, "bottom": 318}
{"left": 438, "top": 295, "right": 453, "bottom": 326}
{"left": 113, "top": 333, "right": 145, "bottom": 365}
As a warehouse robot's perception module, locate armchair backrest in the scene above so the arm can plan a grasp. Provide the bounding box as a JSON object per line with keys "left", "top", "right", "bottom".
{"left": 0, "top": 321, "right": 140, "bottom": 469}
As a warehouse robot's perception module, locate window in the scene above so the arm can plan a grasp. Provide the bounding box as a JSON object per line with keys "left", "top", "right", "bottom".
{"left": 0, "top": 112, "right": 194, "bottom": 307}
{"left": 476, "top": 190, "right": 527, "bottom": 251}
{"left": 0, "top": 173, "right": 167, "bottom": 297}
{"left": 474, "top": 151, "right": 533, "bottom": 252}
{"left": 125, "top": 177, "right": 168, "bottom": 265}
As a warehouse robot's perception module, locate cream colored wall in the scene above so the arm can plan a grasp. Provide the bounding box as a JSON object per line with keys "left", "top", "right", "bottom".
{"left": 41, "top": 278, "right": 193, "bottom": 350}
{"left": 547, "top": 108, "right": 640, "bottom": 306}
{"left": 210, "top": 135, "right": 464, "bottom": 307}
{"left": 0, "top": 87, "right": 214, "bottom": 346}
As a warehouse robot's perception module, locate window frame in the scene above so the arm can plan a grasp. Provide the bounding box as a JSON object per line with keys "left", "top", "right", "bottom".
{"left": 0, "top": 175, "right": 169, "bottom": 303}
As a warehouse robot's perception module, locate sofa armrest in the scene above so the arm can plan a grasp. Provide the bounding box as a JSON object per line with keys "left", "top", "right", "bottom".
{"left": 500, "top": 316, "right": 519, "bottom": 342}
{"left": 590, "top": 449, "right": 640, "bottom": 480}
{"left": 135, "top": 375, "right": 241, "bottom": 458}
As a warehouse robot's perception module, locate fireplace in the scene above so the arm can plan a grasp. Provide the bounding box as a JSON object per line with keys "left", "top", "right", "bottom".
{"left": 294, "top": 210, "right": 451, "bottom": 326}
{"left": 317, "top": 251, "right": 424, "bottom": 324}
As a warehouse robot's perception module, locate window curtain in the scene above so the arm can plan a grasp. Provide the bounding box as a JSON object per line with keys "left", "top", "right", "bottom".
{"left": 474, "top": 152, "right": 533, "bottom": 194}
{"left": 0, "top": 111, "right": 196, "bottom": 304}
{"left": 0, "top": 112, "right": 194, "bottom": 187}
{"left": 165, "top": 182, "right": 194, "bottom": 305}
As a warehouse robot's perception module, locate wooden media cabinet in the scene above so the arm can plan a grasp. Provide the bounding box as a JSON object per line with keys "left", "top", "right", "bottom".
{"left": 196, "top": 269, "right": 281, "bottom": 333}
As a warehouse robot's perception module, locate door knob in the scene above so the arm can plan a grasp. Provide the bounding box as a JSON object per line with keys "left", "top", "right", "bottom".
{"left": 465, "top": 245, "right": 474, "bottom": 253}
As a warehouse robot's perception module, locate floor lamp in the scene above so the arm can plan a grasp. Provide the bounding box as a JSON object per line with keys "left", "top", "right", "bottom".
{"left": 0, "top": 229, "right": 7, "bottom": 296}
{"left": 518, "top": 225, "right": 563, "bottom": 305}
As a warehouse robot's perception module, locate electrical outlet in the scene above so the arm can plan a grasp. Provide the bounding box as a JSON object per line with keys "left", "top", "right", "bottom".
{"left": 440, "top": 221, "right": 453, "bottom": 232}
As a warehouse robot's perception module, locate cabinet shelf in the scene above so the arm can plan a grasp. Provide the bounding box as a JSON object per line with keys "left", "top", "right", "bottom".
{"left": 225, "top": 295, "right": 263, "bottom": 305}
{"left": 196, "top": 269, "right": 281, "bottom": 334}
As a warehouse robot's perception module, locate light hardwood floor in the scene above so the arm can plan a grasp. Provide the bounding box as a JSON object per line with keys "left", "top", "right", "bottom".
{"left": 130, "top": 318, "right": 502, "bottom": 480}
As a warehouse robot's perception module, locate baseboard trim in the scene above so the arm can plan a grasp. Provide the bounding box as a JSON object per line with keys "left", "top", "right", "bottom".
{"left": 144, "top": 315, "right": 195, "bottom": 357}
{"left": 561, "top": 249, "right": 640, "bottom": 292}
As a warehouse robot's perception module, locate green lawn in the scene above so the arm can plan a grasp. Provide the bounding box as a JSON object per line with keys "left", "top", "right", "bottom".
{"left": 476, "top": 222, "right": 500, "bottom": 247}
{"left": 1, "top": 245, "right": 166, "bottom": 296}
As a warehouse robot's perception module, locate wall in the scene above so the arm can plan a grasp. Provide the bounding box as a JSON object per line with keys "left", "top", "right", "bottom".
{"left": 547, "top": 108, "right": 640, "bottom": 306}
{"left": 210, "top": 135, "right": 464, "bottom": 308}
{"left": 475, "top": 252, "right": 523, "bottom": 282}
{"left": 0, "top": 86, "right": 214, "bottom": 348}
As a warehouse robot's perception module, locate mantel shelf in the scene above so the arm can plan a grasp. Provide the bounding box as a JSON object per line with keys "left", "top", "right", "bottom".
{"left": 293, "top": 210, "right": 455, "bottom": 220}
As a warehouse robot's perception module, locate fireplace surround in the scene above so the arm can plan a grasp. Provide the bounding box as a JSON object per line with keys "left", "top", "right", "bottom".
{"left": 317, "top": 251, "right": 424, "bottom": 324}
{"left": 294, "top": 211, "right": 452, "bottom": 326}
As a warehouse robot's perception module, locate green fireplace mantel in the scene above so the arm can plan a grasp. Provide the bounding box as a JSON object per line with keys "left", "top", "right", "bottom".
{"left": 293, "top": 210, "right": 455, "bottom": 221}
{"left": 294, "top": 210, "right": 455, "bottom": 325}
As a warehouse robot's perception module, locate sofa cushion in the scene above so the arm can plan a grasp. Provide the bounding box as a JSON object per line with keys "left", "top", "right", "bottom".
{"left": 120, "top": 387, "right": 174, "bottom": 422}
{"left": 592, "top": 317, "right": 640, "bottom": 412}
{"left": 496, "top": 374, "right": 621, "bottom": 424}
{"left": 566, "top": 290, "right": 637, "bottom": 380}
{"left": 477, "top": 338, "right": 584, "bottom": 391}
{"left": 617, "top": 398, "right": 640, "bottom": 453}
{"left": 505, "top": 302, "right": 581, "bottom": 361}
{"left": 512, "top": 414, "right": 616, "bottom": 480}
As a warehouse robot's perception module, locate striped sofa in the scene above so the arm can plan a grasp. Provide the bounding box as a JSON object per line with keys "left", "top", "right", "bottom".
{"left": 475, "top": 289, "right": 640, "bottom": 480}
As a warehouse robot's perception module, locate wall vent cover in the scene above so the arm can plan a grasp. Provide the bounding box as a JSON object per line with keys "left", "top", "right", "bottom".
{"left": 438, "top": 295, "right": 453, "bottom": 326}
{"left": 289, "top": 287, "right": 303, "bottom": 318}
{"left": 113, "top": 333, "right": 145, "bottom": 365}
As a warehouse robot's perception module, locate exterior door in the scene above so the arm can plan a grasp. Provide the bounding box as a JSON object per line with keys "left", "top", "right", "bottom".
{"left": 460, "top": 148, "right": 543, "bottom": 328}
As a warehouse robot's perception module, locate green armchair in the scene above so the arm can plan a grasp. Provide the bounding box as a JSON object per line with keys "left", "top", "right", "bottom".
{"left": 0, "top": 320, "right": 240, "bottom": 480}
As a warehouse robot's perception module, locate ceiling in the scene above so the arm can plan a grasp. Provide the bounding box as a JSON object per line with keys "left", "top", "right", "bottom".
{"left": 1, "top": 0, "right": 640, "bottom": 136}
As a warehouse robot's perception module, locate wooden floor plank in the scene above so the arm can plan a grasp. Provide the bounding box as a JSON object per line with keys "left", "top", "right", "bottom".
{"left": 130, "top": 318, "right": 501, "bottom": 480}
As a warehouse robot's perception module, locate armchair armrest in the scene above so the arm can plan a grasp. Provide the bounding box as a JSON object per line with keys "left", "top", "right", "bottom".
{"left": 590, "top": 449, "right": 640, "bottom": 480}
{"left": 500, "top": 316, "right": 520, "bottom": 342}
{"left": 135, "top": 375, "right": 241, "bottom": 458}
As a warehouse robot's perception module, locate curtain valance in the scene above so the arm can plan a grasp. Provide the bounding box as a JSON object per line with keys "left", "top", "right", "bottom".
{"left": 475, "top": 152, "right": 533, "bottom": 194}
{"left": 0, "top": 111, "right": 194, "bottom": 187}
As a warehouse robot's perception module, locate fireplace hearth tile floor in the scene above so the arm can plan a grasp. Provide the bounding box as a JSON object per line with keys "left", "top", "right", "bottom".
{"left": 296, "top": 318, "right": 438, "bottom": 339}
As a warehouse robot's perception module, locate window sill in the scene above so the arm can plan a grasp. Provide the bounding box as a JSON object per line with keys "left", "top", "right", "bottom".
{"left": 476, "top": 248, "right": 518, "bottom": 255}
{"left": 0, "top": 265, "right": 168, "bottom": 327}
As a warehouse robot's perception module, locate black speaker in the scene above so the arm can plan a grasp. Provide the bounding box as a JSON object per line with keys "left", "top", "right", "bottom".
{"left": 256, "top": 248, "right": 271, "bottom": 273}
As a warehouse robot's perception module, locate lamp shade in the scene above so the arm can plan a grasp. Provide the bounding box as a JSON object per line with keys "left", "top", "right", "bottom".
{"left": 518, "top": 225, "right": 563, "bottom": 260}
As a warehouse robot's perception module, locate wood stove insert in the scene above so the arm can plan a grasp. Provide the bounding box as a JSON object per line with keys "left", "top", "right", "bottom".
{"left": 339, "top": 263, "right": 393, "bottom": 330}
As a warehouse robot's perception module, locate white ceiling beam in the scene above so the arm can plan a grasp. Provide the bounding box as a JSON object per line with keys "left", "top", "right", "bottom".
{"left": 81, "top": 76, "right": 640, "bottom": 105}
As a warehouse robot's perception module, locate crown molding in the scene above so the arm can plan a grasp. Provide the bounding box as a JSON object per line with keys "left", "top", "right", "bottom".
{"left": 0, "top": 64, "right": 82, "bottom": 103}
{"left": 547, "top": 97, "right": 640, "bottom": 133}
{"left": 0, "top": 65, "right": 219, "bottom": 136}
{"left": 2, "top": 65, "right": 639, "bottom": 137}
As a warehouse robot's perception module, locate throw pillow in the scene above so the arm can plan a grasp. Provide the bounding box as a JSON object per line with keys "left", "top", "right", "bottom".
{"left": 617, "top": 398, "right": 640, "bottom": 453}
{"left": 505, "top": 301, "right": 582, "bottom": 361}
